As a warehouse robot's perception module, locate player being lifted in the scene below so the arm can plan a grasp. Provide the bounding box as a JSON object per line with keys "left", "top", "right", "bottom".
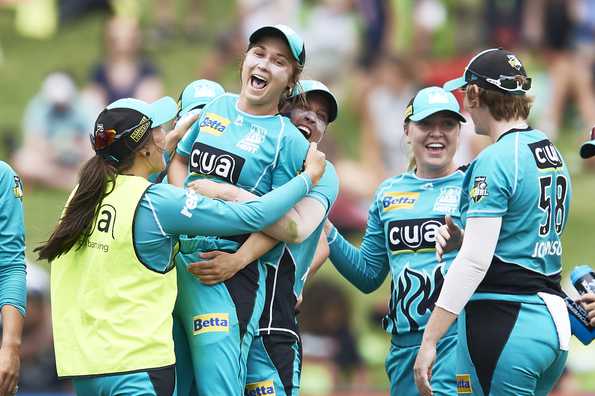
{"left": 167, "top": 25, "right": 327, "bottom": 396}
{"left": 415, "top": 49, "right": 572, "bottom": 396}
{"left": 188, "top": 80, "right": 340, "bottom": 396}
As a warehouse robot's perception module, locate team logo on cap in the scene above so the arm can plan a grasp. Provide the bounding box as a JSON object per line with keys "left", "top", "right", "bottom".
{"left": 506, "top": 54, "right": 523, "bottom": 71}
{"left": 428, "top": 90, "right": 450, "bottom": 104}
{"left": 194, "top": 85, "right": 215, "bottom": 98}
{"left": 470, "top": 176, "right": 488, "bottom": 203}
{"left": 129, "top": 116, "right": 150, "bottom": 143}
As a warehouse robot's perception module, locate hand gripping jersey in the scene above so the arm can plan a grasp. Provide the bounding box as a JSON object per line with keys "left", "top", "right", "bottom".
{"left": 328, "top": 169, "right": 465, "bottom": 335}
{"left": 458, "top": 127, "right": 572, "bottom": 296}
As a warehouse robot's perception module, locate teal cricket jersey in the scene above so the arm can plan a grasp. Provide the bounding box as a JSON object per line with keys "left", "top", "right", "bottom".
{"left": 258, "top": 161, "right": 339, "bottom": 338}
{"left": 176, "top": 93, "right": 310, "bottom": 263}
{"left": 0, "top": 161, "right": 26, "bottom": 316}
{"left": 327, "top": 168, "right": 465, "bottom": 335}
{"left": 458, "top": 127, "right": 572, "bottom": 296}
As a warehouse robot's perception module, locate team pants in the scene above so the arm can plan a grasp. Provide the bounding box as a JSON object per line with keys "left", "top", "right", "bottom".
{"left": 73, "top": 366, "right": 174, "bottom": 396}
{"left": 385, "top": 326, "right": 457, "bottom": 396}
{"left": 456, "top": 298, "right": 567, "bottom": 395}
{"left": 245, "top": 334, "right": 302, "bottom": 396}
{"left": 173, "top": 236, "right": 267, "bottom": 396}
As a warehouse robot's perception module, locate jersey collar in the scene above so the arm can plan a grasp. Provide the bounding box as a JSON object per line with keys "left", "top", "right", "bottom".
{"left": 497, "top": 126, "right": 532, "bottom": 142}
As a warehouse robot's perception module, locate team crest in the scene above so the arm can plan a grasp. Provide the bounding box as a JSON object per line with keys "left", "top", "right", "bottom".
{"left": 470, "top": 176, "right": 488, "bottom": 203}
{"left": 12, "top": 176, "right": 23, "bottom": 199}
{"left": 433, "top": 186, "right": 461, "bottom": 214}
{"left": 506, "top": 54, "right": 522, "bottom": 71}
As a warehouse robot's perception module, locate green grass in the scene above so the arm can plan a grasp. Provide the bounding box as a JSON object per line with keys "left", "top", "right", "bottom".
{"left": 2, "top": 4, "right": 595, "bottom": 391}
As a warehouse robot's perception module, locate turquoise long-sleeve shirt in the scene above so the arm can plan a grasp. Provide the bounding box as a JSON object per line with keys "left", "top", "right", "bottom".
{"left": 0, "top": 161, "right": 26, "bottom": 316}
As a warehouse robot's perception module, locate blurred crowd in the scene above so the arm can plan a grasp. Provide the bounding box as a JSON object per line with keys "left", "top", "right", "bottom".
{"left": 0, "top": 0, "right": 594, "bottom": 395}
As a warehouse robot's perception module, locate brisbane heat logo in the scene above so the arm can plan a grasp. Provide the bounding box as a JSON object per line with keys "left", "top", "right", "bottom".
{"left": 387, "top": 217, "right": 444, "bottom": 254}
{"left": 189, "top": 142, "right": 245, "bottom": 184}
{"left": 394, "top": 264, "right": 445, "bottom": 332}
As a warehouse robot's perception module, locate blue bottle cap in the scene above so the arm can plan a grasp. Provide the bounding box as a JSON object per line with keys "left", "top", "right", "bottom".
{"left": 571, "top": 265, "right": 594, "bottom": 285}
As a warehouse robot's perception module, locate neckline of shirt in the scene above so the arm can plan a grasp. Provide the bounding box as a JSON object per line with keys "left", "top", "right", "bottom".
{"left": 497, "top": 126, "right": 533, "bottom": 142}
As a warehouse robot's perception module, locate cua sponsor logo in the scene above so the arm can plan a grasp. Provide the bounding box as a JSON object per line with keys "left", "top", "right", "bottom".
{"left": 382, "top": 192, "right": 419, "bottom": 211}
{"left": 189, "top": 142, "right": 245, "bottom": 184}
{"left": 456, "top": 374, "right": 472, "bottom": 394}
{"left": 245, "top": 380, "right": 275, "bottom": 396}
{"left": 200, "top": 113, "right": 230, "bottom": 136}
{"left": 193, "top": 313, "right": 229, "bottom": 335}
{"left": 387, "top": 218, "right": 443, "bottom": 253}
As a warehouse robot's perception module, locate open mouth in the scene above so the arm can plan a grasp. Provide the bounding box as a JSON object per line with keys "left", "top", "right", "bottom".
{"left": 250, "top": 74, "right": 268, "bottom": 90}
{"left": 297, "top": 125, "right": 311, "bottom": 139}
{"left": 426, "top": 143, "right": 445, "bottom": 154}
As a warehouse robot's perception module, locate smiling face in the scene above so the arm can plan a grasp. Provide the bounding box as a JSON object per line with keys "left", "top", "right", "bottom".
{"left": 239, "top": 36, "right": 296, "bottom": 115}
{"left": 287, "top": 92, "right": 331, "bottom": 143}
{"left": 405, "top": 111, "right": 460, "bottom": 178}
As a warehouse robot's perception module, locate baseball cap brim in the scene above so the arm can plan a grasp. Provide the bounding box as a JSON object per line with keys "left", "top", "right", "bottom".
{"left": 443, "top": 76, "right": 467, "bottom": 92}
{"left": 409, "top": 108, "right": 466, "bottom": 123}
{"left": 580, "top": 140, "right": 595, "bottom": 159}
{"left": 108, "top": 96, "right": 178, "bottom": 127}
{"left": 249, "top": 25, "right": 305, "bottom": 66}
{"left": 291, "top": 80, "right": 338, "bottom": 123}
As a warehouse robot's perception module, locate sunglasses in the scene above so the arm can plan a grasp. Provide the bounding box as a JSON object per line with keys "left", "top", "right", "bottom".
{"left": 92, "top": 118, "right": 152, "bottom": 151}
{"left": 466, "top": 70, "right": 531, "bottom": 92}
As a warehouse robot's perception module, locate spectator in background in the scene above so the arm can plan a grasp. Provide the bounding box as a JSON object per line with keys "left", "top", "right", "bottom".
{"left": 85, "top": 16, "right": 163, "bottom": 109}
{"left": 360, "top": 54, "right": 418, "bottom": 179}
{"left": 12, "top": 71, "right": 94, "bottom": 191}
{"left": 354, "top": 0, "right": 393, "bottom": 70}
{"left": 300, "top": 279, "right": 367, "bottom": 392}
{"left": 19, "top": 263, "right": 66, "bottom": 393}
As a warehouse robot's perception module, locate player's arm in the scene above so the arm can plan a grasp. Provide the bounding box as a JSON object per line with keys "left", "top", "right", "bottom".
{"left": 414, "top": 217, "right": 501, "bottom": 395}
{"left": 325, "top": 193, "right": 390, "bottom": 294}
{"left": 307, "top": 232, "right": 330, "bottom": 278}
{"left": 167, "top": 112, "right": 203, "bottom": 187}
{"left": 156, "top": 144, "right": 325, "bottom": 237}
{"left": 164, "top": 112, "right": 200, "bottom": 157}
{"left": 580, "top": 293, "right": 595, "bottom": 326}
{"left": 0, "top": 164, "right": 26, "bottom": 396}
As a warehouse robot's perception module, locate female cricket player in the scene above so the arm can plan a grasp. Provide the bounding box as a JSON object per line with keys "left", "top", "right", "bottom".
{"left": 166, "top": 25, "right": 317, "bottom": 396}
{"left": 36, "top": 96, "right": 326, "bottom": 396}
{"left": 186, "top": 80, "right": 340, "bottom": 396}
{"left": 324, "top": 86, "right": 467, "bottom": 395}
{"left": 415, "top": 48, "right": 572, "bottom": 396}
{"left": 0, "top": 161, "right": 25, "bottom": 396}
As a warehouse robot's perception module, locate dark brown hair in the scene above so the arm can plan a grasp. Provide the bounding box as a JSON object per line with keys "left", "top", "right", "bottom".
{"left": 35, "top": 134, "right": 152, "bottom": 262}
{"left": 241, "top": 41, "right": 304, "bottom": 112}
{"left": 467, "top": 84, "right": 533, "bottom": 121}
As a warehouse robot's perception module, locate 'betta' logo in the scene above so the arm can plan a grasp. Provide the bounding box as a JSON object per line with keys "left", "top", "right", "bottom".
{"left": 396, "top": 265, "right": 445, "bottom": 332}
{"left": 245, "top": 380, "right": 276, "bottom": 396}
{"left": 189, "top": 143, "right": 245, "bottom": 184}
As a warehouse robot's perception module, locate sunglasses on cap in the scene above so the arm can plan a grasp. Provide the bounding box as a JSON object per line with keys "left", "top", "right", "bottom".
{"left": 466, "top": 70, "right": 531, "bottom": 93}
{"left": 92, "top": 117, "right": 152, "bottom": 151}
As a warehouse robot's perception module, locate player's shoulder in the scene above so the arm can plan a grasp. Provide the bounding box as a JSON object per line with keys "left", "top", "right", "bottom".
{"left": 0, "top": 161, "right": 15, "bottom": 177}
{"left": 375, "top": 172, "right": 409, "bottom": 197}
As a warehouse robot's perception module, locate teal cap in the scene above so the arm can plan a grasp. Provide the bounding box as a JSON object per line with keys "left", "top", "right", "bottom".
{"left": 405, "top": 86, "right": 466, "bottom": 123}
{"left": 249, "top": 24, "right": 306, "bottom": 66}
{"left": 291, "top": 80, "right": 338, "bottom": 123}
{"left": 580, "top": 127, "right": 595, "bottom": 159}
{"left": 107, "top": 96, "right": 178, "bottom": 128}
{"left": 178, "top": 79, "right": 225, "bottom": 118}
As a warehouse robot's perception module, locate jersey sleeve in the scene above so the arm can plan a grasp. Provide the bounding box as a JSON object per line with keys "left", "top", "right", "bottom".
{"left": 0, "top": 162, "right": 26, "bottom": 315}
{"left": 176, "top": 119, "right": 201, "bottom": 157}
{"left": 307, "top": 161, "right": 339, "bottom": 214}
{"left": 465, "top": 149, "right": 515, "bottom": 218}
{"left": 326, "top": 191, "right": 390, "bottom": 293}
{"left": 149, "top": 173, "right": 312, "bottom": 237}
{"left": 271, "top": 121, "right": 310, "bottom": 189}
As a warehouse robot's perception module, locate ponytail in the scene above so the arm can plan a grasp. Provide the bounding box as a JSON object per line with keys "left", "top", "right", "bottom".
{"left": 36, "top": 156, "right": 117, "bottom": 261}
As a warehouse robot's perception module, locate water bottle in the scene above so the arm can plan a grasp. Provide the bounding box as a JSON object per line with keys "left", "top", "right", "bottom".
{"left": 571, "top": 265, "right": 595, "bottom": 295}
{"left": 566, "top": 265, "right": 595, "bottom": 345}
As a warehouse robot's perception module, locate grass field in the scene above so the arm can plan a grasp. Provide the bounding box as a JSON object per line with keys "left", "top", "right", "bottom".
{"left": 1, "top": 4, "right": 594, "bottom": 392}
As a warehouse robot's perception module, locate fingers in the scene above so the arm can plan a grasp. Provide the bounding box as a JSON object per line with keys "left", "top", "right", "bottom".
{"left": 199, "top": 251, "right": 224, "bottom": 259}
{"left": 435, "top": 243, "right": 443, "bottom": 263}
{"left": 197, "top": 275, "right": 226, "bottom": 285}
{"left": 175, "top": 112, "right": 200, "bottom": 131}
{"left": 414, "top": 367, "right": 433, "bottom": 396}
